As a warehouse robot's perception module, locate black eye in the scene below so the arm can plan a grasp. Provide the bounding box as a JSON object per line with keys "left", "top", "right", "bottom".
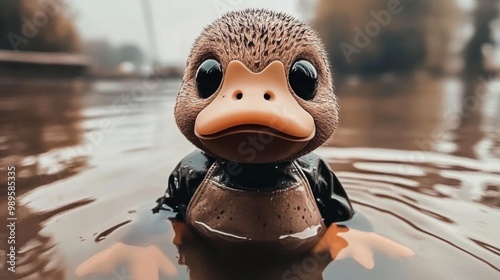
{"left": 289, "top": 60, "right": 318, "bottom": 100}
{"left": 196, "top": 59, "right": 223, "bottom": 98}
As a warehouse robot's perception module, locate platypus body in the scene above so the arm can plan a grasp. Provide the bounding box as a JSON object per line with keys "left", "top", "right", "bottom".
{"left": 154, "top": 9, "right": 354, "bottom": 253}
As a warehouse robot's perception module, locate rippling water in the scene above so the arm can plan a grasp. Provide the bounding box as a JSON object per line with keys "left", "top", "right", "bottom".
{"left": 0, "top": 76, "right": 499, "bottom": 279}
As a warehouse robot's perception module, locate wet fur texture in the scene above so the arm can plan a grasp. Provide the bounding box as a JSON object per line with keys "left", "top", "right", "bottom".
{"left": 175, "top": 9, "right": 339, "bottom": 162}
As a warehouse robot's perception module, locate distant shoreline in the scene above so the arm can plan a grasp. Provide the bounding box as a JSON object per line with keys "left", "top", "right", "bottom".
{"left": 0, "top": 50, "right": 89, "bottom": 80}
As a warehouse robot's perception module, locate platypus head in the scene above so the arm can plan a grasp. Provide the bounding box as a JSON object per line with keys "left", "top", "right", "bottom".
{"left": 175, "top": 9, "right": 338, "bottom": 164}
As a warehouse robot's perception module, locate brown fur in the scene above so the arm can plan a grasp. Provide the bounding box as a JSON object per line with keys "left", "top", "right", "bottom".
{"left": 174, "top": 8, "right": 339, "bottom": 162}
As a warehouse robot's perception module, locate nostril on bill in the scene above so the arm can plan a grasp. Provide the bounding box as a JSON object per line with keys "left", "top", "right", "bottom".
{"left": 263, "top": 91, "right": 273, "bottom": 101}
{"left": 234, "top": 91, "right": 243, "bottom": 100}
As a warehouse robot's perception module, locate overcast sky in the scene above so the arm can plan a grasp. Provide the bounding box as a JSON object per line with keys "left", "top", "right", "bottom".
{"left": 69, "top": 0, "right": 316, "bottom": 65}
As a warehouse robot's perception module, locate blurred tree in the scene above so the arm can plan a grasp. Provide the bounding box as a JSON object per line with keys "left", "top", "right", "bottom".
{"left": 0, "top": 0, "right": 20, "bottom": 50}
{"left": 312, "top": 0, "right": 484, "bottom": 76}
{"left": 422, "top": 0, "right": 472, "bottom": 74}
{"left": 313, "top": 0, "right": 427, "bottom": 76}
{"left": 464, "top": 0, "right": 499, "bottom": 75}
{"left": 117, "top": 44, "right": 144, "bottom": 69}
{"left": 82, "top": 40, "right": 117, "bottom": 69}
{"left": 0, "top": 0, "right": 80, "bottom": 53}
{"left": 83, "top": 41, "right": 144, "bottom": 71}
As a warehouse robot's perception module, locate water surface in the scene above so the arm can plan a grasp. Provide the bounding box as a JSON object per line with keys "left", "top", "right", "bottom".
{"left": 0, "top": 76, "right": 499, "bottom": 279}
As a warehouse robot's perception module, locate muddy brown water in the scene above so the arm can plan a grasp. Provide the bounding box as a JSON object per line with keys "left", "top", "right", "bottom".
{"left": 0, "top": 76, "right": 499, "bottom": 280}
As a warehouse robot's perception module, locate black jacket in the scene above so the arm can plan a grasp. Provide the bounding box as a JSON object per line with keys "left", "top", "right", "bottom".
{"left": 155, "top": 150, "right": 353, "bottom": 226}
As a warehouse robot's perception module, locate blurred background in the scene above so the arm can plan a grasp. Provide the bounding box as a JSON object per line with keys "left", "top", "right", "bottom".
{"left": 0, "top": 1, "right": 499, "bottom": 280}
{"left": 1, "top": 0, "right": 500, "bottom": 77}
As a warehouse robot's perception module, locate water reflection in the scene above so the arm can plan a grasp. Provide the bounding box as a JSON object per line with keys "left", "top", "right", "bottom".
{"left": 0, "top": 81, "right": 88, "bottom": 195}
{"left": 323, "top": 75, "right": 500, "bottom": 278}
{"left": 333, "top": 75, "right": 500, "bottom": 162}
{"left": 0, "top": 199, "right": 93, "bottom": 280}
{"left": 319, "top": 146, "right": 500, "bottom": 277}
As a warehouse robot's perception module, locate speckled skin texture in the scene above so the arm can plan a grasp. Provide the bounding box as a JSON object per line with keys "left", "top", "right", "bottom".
{"left": 174, "top": 9, "right": 339, "bottom": 163}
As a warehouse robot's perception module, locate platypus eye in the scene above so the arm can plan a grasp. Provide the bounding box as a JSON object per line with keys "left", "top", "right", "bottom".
{"left": 289, "top": 60, "right": 318, "bottom": 100}
{"left": 196, "top": 59, "right": 223, "bottom": 98}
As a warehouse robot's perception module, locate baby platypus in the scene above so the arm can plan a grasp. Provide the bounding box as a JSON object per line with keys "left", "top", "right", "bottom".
{"left": 154, "top": 8, "right": 353, "bottom": 252}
